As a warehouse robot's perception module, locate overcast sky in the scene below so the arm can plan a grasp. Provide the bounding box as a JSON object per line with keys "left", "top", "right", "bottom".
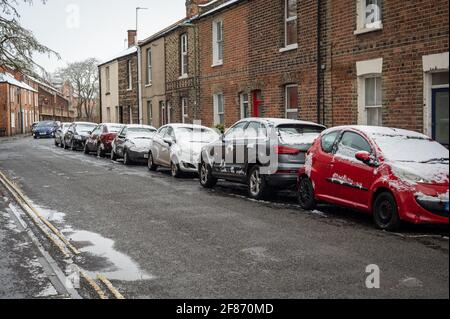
{"left": 15, "top": 0, "right": 186, "bottom": 73}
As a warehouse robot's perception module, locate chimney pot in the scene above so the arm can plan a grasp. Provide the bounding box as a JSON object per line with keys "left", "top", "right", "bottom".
{"left": 127, "top": 30, "right": 137, "bottom": 47}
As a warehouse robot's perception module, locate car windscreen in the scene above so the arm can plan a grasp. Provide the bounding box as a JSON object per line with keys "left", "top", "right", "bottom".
{"left": 175, "top": 127, "right": 219, "bottom": 143}
{"left": 128, "top": 128, "right": 156, "bottom": 138}
{"left": 106, "top": 125, "right": 123, "bottom": 133}
{"left": 373, "top": 134, "right": 449, "bottom": 164}
{"left": 36, "top": 121, "right": 54, "bottom": 128}
{"left": 277, "top": 124, "right": 325, "bottom": 145}
{"left": 77, "top": 124, "right": 97, "bottom": 133}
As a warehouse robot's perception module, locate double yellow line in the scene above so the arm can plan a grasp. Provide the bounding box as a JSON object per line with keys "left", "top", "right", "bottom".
{"left": 0, "top": 170, "right": 125, "bottom": 300}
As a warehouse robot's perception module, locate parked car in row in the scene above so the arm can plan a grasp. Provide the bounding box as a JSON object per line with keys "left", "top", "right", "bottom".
{"left": 84, "top": 123, "right": 124, "bottom": 157}
{"left": 147, "top": 124, "right": 220, "bottom": 177}
{"left": 298, "top": 126, "right": 449, "bottom": 230}
{"left": 198, "top": 118, "right": 326, "bottom": 199}
{"left": 54, "top": 122, "right": 72, "bottom": 147}
{"left": 63, "top": 122, "right": 98, "bottom": 151}
{"left": 33, "top": 121, "right": 58, "bottom": 139}
{"left": 111, "top": 125, "right": 157, "bottom": 165}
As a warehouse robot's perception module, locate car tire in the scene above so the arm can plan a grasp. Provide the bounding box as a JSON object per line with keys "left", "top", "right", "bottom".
{"left": 97, "top": 144, "right": 105, "bottom": 158}
{"left": 123, "top": 150, "right": 132, "bottom": 165}
{"left": 111, "top": 149, "right": 118, "bottom": 161}
{"left": 54, "top": 139, "right": 59, "bottom": 147}
{"left": 199, "top": 160, "right": 217, "bottom": 188}
{"left": 247, "top": 165, "right": 269, "bottom": 200}
{"left": 148, "top": 153, "right": 158, "bottom": 171}
{"left": 70, "top": 140, "right": 77, "bottom": 151}
{"left": 298, "top": 177, "right": 317, "bottom": 210}
{"left": 373, "top": 192, "right": 400, "bottom": 231}
{"left": 84, "top": 143, "right": 90, "bottom": 154}
{"left": 171, "top": 161, "right": 182, "bottom": 178}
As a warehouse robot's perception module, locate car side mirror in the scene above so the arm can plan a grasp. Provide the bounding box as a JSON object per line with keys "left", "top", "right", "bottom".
{"left": 355, "top": 151, "right": 378, "bottom": 166}
{"left": 163, "top": 137, "right": 174, "bottom": 146}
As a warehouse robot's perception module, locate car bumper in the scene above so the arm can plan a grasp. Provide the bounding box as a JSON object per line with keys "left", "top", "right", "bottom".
{"left": 34, "top": 132, "right": 54, "bottom": 138}
{"left": 179, "top": 161, "right": 199, "bottom": 173}
{"left": 129, "top": 149, "right": 148, "bottom": 162}
{"left": 396, "top": 185, "right": 449, "bottom": 225}
{"left": 265, "top": 173, "right": 298, "bottom": 188}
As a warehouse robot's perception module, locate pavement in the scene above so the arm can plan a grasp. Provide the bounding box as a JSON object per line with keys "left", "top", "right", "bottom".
{"left": 0, "top": 136, "right": 448, "bottom": 299}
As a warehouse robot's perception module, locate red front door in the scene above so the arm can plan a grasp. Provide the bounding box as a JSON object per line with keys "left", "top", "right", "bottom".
{"left": 252, "top": 90, "right": 262, "bottom": 117}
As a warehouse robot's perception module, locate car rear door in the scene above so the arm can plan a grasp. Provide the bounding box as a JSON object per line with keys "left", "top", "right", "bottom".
{"left": 331, "top": 131, "right": 376, "bottom": 211}
{"left": 152, "top": 127, "right": 168, "bottom": 165}
{"left": 115, "top": 127, "right": 127, "bottom": 157}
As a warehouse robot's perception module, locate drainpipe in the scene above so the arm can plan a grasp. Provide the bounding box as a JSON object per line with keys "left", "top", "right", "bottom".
{"left": 317, "top": 0, "right": 322, "bottom": 125}
{"left": 137, "top": 46, "right": 143, "bottom": 124}
{"left": 98, "top": 67, "right": 102, "bottom": 122}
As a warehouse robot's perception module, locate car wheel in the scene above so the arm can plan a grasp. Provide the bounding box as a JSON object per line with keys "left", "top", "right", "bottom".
{"left": 97, "top": 144, "right": 105, "bottom": 158}
{"left": 148, "top": 153, "right": 158, "bottom": 171}
{"left": 63, "top": 140, "right": 68, "bottom": 149}
{"left": 111, "top": 149, "right": 117, "bottom": 161}
{"left": 199, "top": 160, "right": 217, "bottom": 188}
{"left": 54, "top": 139, "right": 59, "bottom": 146}
{"left": 373, "top": 192, "right": 400, "bottom": 231}
{"left": 70, "top": 140, "right": 76, "bottom": 151}
{"left": 84, "top": 143, "right": 90, "bottom": 154}
{"left": 123, "top": 150, "right": 131, "bottom": 165}
{"left": 171, "top": 161, "right": 182, "bottom": 178}
{"left": 298, "top": 177, "right": 317, "bottom": 210}
{"left": 248, "top": 166, "right": 269, "bottom": 200}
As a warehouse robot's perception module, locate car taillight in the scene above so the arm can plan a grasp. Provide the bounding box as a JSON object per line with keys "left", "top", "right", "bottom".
{"left": 274, "top": 146, "right": 302, "bottom": 155}
{"left": 102, "top": 133, "right": 115, "bottom": 141}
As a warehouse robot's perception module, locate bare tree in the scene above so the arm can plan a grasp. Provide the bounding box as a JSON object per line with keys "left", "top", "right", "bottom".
{"left": 0, "top": 0, "right": 59, "bottom": 76}
{"left": 57, "top": 58, "right": 99, "bottom": 121}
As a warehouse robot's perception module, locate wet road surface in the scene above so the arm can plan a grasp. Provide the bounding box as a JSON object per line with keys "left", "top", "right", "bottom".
{"left": 0, "top": 136, "right": 448, "bottom": 299}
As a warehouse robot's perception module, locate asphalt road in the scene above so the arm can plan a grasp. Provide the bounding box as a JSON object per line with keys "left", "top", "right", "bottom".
{"left": 0, "top": 136, "right": 448, "bottom": 299}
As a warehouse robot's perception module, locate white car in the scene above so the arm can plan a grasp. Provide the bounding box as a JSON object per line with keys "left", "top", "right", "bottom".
{"left": 147, "top": 124, "right": 220, "bottom": 177}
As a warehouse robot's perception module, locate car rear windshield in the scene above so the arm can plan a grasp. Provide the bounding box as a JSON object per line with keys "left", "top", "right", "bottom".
{"left": 128, "top": 127, "right": 156, "bottom": 137}
{"left": 277, "top": 124, "right": 325, "bottom": 145}
{"left": 175, "top": 127, "right": 219, "bottom": 143}
{"left": 106, "top": 125, "right": 123, "bottom": 133}
{"left": 37, "top": 121, "right": 54, "bottom": 128}
{"left": 77, "top": 124, "right": 97, "bottom": 132}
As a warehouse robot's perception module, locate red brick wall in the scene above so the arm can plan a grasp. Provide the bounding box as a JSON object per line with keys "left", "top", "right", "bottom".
{"left": 198, "top": 1, "right": 251, "bottom": 128}
{"left": 324, "top": 0, "right": 449, "bottom": 131}
{"left": 0, "top": 83, "right": 8, "bottom": 135}
{"left": 118, "top": 53, "right": 139, "bottom": 124}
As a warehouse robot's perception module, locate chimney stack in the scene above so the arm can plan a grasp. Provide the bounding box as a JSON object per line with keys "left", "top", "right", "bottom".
{"left": 186, "top": 0, "right": 210, "bottom": 18}
{"left": 127, "top": 30, "right": 137, "bottom": 47}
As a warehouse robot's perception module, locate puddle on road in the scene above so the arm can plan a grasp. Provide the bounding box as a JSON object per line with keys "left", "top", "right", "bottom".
{"left": 29, "top": 202, "right": 153, "bottom": 282}
{"left": 64, "top": 227, "right": 153, "bottom": 282}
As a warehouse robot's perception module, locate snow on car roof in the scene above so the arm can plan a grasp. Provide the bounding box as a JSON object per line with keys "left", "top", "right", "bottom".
{"left": 242, "top": 118, "right": 326, "bottom": 128}
{"left": 126, "top": 124, "right": 157, "bottom": 130}
{"left": 327, "top": 125, "right": 431, "bottom": 140}
{"left": 170, "top": 123, "right": 214, "bottom": 130}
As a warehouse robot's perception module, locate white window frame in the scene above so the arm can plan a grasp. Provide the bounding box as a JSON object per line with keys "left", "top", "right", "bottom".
{"left": 285, "top": 84, "right": 299, "bottom": 119}
{"left": 147, "top": 99, "right": 153, "bottom": 125}
{"left": 281, "top": 0, "right": 298, "bottom": 52}
{"left": 240, "top": 93, "right": 249, "bottom": 119}
{"left": 127, "top": 60, "right": 132, "bottom": 91}
{"left": 355, "top": 0, "right": 383, "bottom": 35}
{"left": 213, "top": 93, "right": 224, "bottom": 125}
{"left": 10, "top": 112, "right": 15, "bottom": 128}
{"left": 181, "top": 97, "right": 189, "bottom": 124}
{"left": 357, "top": 58, "right": 383, "bottom": 126}
{"left": 129, "top": 106, "right": 133, "bottom": 124}
{"left": 180, "top": 33, "right": 188, "bottom": 77}
{"left": 212, "top": 19, "right": 224, "bottom": 67}
{"left": 106, "top": 107, "right": 111, "bottom": 122}
{"left": 146, "top": 48, "right": 152, "bottom": 85}
{"left": 362, "top": 76, "right": 382, "bottom": 126}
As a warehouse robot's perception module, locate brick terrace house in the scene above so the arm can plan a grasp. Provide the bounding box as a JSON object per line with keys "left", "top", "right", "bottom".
{"left": 164, "top": 15, "right": 200, "bottom": 126}
{"left": 36, "top": 80, "right": 71, "bottom": 123}
{"left": 118, "top": 30, "right": 139, "bottom": 124}
{"left": 99, "top": 31, "right": 138, "bottom": 124}
{"left": 322, "top": 0, "right": 449, "bottom": 146}
{"left": 186, "top": 0, "right": 448, "bottom": 145}
{"left": 0, "top": 68, "right": 39, "bottom": 137}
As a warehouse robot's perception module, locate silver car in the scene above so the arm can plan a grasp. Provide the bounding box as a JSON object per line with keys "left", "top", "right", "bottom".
{"left": 147, "top": 124, "right": 220, "bottom": 177}
{"left": 111, "top": 125, "right": 157, "bottom": 165}
{"left": 54, "top": 122, "right": 72, "bottom": 148}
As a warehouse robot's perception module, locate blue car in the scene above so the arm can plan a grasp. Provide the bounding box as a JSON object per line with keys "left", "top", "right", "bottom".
{"left": 33, "top": 121, "right": 57, "bottom": 139}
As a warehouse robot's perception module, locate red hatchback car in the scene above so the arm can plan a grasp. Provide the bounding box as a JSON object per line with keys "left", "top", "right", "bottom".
{"left": 84, "top": 123, "right": 124, "bottom": 157}
{"left": 298, "top": 126, "right": 449, "bottom": 231}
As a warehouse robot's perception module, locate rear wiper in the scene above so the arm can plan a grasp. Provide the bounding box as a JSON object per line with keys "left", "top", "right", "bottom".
{"left": 420, "top": 158, "right": 449, "bottom": 164}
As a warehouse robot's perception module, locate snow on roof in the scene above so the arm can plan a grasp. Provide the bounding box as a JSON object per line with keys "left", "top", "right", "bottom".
{"left": 0, "top": 72, "right": 38, "bottom": 92}
{"left": 196, "top": 0, "right": 244, "bottom": 19}
{"left": 98, "top": 46, "right": 138, "bottom": 67}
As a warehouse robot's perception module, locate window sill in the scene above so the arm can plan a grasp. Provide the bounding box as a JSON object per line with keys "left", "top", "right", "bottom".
{"left": 178, "top": 74, "right": 189, "bottom": 80}
{"left": 212, "top": 61, "right": 223, "bottom": 68}
{"left": 354, "top": 24, "right": 383, "bottom": 35}
{"left": 279, "top": 44, "right": 298, "bottom": 53}
{"left": 127, "top": 88, "right": 132, "bottom": 92}
{"left": 145, "top": 83, "right": 152, "bottom": 88}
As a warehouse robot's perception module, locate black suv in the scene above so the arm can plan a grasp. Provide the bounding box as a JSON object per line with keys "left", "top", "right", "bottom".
{"left": 199, "top": 118, "right": 326, "bottom": 199}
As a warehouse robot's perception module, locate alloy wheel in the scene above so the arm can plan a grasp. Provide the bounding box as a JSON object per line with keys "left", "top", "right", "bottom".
{"left": 249, "top": 169, "right": 261, "bottom": 196}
